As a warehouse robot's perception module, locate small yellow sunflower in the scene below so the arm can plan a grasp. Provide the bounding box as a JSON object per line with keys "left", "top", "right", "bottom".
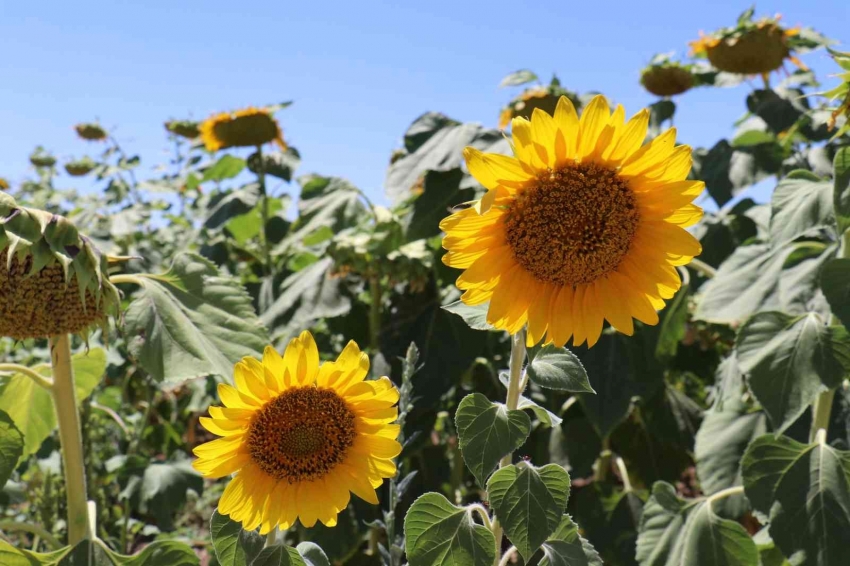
{"left": 0, "top": 178, "right": 8, "bottom": 190}
{"left": 193, "top": 331, "right": 401, "bottom": 534}
{"left": 441, "top": 95, "right": 704, "bottom": 348}
{"left": 199, "top": 107, "right": 287, "bottom": 152}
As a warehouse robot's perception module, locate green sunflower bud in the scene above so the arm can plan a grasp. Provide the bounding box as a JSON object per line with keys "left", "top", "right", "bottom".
{"left": 65, "top": 157, "right": 97, "bottom": 177}
{"left": 30, "top": 147, "right": 57, "bottom": 168}
{"left": 0, "top": 191, "right": 120, "bottom": 340}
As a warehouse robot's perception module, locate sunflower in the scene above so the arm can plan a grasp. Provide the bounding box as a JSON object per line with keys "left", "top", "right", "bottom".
{"left": 199, "top": 107, "right": 287, "bottom": 152}
{"left": 640, "top": 56, "right": 695, "bottom": 97}
{"left": 165, "top": 120, "right": 201, "bottom": 140}
{"left": 192, "top": 331, "right": 400, "bottom": 533}
{"left": 440, "top": 95, "right": 704, "bottom": 348}
{"left": 689, "top": 12, "right": 807, "bottom": 76}
{"left": 499, "top": 81, "right": 581, "bottom": 130}
{"left": 74, "top": 122, "right": 109, "bottom": 141}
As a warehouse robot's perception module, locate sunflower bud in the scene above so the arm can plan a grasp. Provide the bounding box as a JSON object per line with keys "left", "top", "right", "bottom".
{"left": 29, "top": 148, "right": 57, "bottom": 168}
{"left": 65, "top": 158, "right": 97, "bottom": 177}
{"left": 165, "top": 120, "right": 201, "bottom": 140}
{"left": 74, "top": 123, "right": 109, "bottom": 142}
{"left": 199, "top": 107, "right": 287, "bottom": 152}
{"left": 0, "top": 192, "right": 119, "bottom": 340}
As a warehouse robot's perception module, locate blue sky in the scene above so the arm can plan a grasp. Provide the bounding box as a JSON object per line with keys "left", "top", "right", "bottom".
{"left": 0, "top": 0, "right": 847, "bottom": 208}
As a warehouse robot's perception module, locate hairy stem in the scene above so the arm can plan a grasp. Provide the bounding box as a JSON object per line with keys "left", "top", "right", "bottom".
{"left": 0, "top": 364, "right": 53, "bottom": 390}
{"left": 49, "top": 334, "right": 91, "bottom": 544}
{"left": 497, "top": 546, "right": 518, "bottom": 566}
{"left": 491, "top": 329, "right": 527, "bottom": 565}
{"left": 688, "top": 257, "right": 717, "bottom": 279}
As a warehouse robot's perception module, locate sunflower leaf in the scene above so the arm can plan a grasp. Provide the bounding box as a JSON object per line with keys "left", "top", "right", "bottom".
{"left": 487, "top": 462, "right": 571, "bottom": 563}
{"left": 455, "top": 393, "right": 531, "bottom": 488}
{"left": 0, "top": 348, "right": 105, "bottom": 462}
{"left": 442, "top": 301, "right": 493, "bottom": 331}
{"left": 742, "top": 433, "right": 850, "bottom": 566}
{"left": 0, "top": 539, "right": 70, "bottom": 565}
{"left": 211, "top": 510, "right": 265, "bottom": 566}
{"left": 735, "top": 311, "right": 850, "bottom": 434}
{"left": 769, "top": 172, "right": 835, "bottom": 247}
{"left": 499, "top": 70, "right": 539, "bottom": 88}
{"left": 250, "top": 544, "right": 307, "bottom": 566}
{"left": 539, "top": 515, "right": 603, "bottom": 566}
{"left": 821, "top": 258, "right": 850, "bottom": 329}
{"left": 123, "top": 253, "right": 269, "bottom": 383}
{"left": 0, "top": 410, "right": 23, "bottom": 489}
{"left": 527, "top": 345, "right": 594, "bottom": 393}
{"left": 96, "top": 538, "right": 199, "bottom": 565}
{"left": 203, "top": 155, "right": 246, "bottom": 182}
{"left": 404, "top": 492, "right": 495, "bottom": 566}
{"left": 834, "top": 146, "right": 850, "bottom": 235}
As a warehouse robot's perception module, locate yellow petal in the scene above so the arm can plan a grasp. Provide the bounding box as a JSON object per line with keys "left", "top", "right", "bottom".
{"left": 530, "top": 108, "right": 558, "bottom": 167}
{"left": 262, "top": 346, "right": 286, "bottom": 392}
{"left": 571, "top": 285, "right": 587, "bottom": 347}
{"left": 525, "top": 283, "right": 553, "bottom": 347}
{"left": 597, "top": 276, "right": 634, "bottom": 335}
{"left": 553, "top": 96, "right": 580, "bottom": 163}
{"left": 577, "top": 95, "right": 610, "bottom": 160}
{"left": 217, "top": 383, "right": 260, "bottom": 409}
{"left": 463, "top": 147, "right": 531, "bottom": 190}
{"left": 619, "top": 128, "right": 677, "bottom": 178}
{"left": 548, "top": 286, "right": 574, "bottom": 348}
{"left": 583, "top": 282, "right": 605, "bottom": 348}
{"left": 199, "top": 416, "right": 248, "bottom": 437}
{"left": 606, "top": 109, "right": 649, "bottom": 164}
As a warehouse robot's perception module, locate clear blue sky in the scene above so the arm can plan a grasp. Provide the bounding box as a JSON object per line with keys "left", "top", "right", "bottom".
{"left": 0, "top": 1, "right": 847, "bottom": 207}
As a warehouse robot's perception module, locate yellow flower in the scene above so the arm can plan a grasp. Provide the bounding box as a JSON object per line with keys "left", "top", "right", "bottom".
{"left": 193, "top": 331, "right": 401, "bottom": 534}
{"left": 199, "top": 107, "right": 287, "bottom": 152}
{"left": 0, "top": 178, "right": 8, "bottom": 190}
{"left": 441, "top": 95, "right": 704, "bottom": 348}
{"left": 499, "top": 85, "right": 581, "bottom": 130}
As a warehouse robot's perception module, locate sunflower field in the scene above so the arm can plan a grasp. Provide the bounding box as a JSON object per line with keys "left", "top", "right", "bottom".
{"left": 1, "top": 7, "right": 850, "bottom": 566}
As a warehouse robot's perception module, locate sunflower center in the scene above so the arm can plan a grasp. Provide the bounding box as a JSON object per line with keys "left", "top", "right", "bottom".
{"left": 247, "top": 387, "right": 356, "bottom": 483}
{"left": 504, "top": 162, "right": 639, "bottom": 286}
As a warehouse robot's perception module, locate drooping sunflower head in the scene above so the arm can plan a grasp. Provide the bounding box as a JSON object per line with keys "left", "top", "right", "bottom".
{"left": 193, "top": 331, "right": 400, "bottom": 534}
{"left": 64, "top": 157, "right": 97, "bottom": 177}
{"left": 29, "top": 147, "right": 57, "bottom": 169}
{"left": 74, "top": 122, "right": 109, "bottom": 142}
{"left": 820, "top": 49, "right": 850, "bottom": 139}
{"left": 441, "top": 95, "right": 704, "bottom": 348}
{"left": 0, "top": 192, "right": 120, "bottom": 340}
{"left": 640, "top": 55, "right": 695, "bottom": 97}
{"left": 499, "top": 82, "right": 582, "bottom": 130}
{"left": 199, "top": 107, "right": 287, "bottom": 152}
{"left": 165, "top": 120, "right": 201, "bottom": 140}
{"left": 689, "top": 11, "right": 807, "bottom": 76}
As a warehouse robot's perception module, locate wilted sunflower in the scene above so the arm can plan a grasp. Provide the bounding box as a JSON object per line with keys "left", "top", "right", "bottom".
{"left": 199, "top": 107, "right": 287, "bottom": 152}
{"left": 29, "top": 148, "right": 57, "bottom": 168}
{"left": 193, "top": 331, "right": 400, "bottom": 533}
{"left": 74, "top": 123, "right": 109, "bottom": 142}
{"left": 689, "top": 11, "right": 812, "bottom": 76}
{"left": 165, "top": 120, "right": 201, "bottom": 140}
{"left": 65, "top": 157, "right": 97, "bottom": 177}
{"left": 499, "top": 80, "right": 581, "bottom": 130}
{"left": 441, "top": 95, "right": 703, "bottom": 348}
{"left": 0, "top": 191, "right": 119, "bottom": 340}
{"left": 640, "top": 56, "right": 695, "bottom": 97}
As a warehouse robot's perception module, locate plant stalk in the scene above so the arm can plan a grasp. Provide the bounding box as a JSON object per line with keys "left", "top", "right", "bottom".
{"left": 0, "top": 364, "right": 53, "bottom": 389}
{"left": 368, "top": 273, "right": 382, "bottom": 352}
{"left": 491, "top": 329, "right": 527, "bottom": 565}
{"left": 256, "top": 144, "right": 272, "bottom": 275}
{"left": 49, "top": 334, "right": 91, "bottom": 545}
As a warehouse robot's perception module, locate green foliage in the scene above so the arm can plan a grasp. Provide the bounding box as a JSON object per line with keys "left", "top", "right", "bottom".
{"left": 539, "top": 515, "right": 603, "bottom": 566}
{"left": 0, "top": 409, "right": 23, "bottom": 489}
{"left": 211, "top": 510, "right": 265, "bottom": 566}
{"left": 404, "top": 493, "right": 495, "bottom": 566}
{"left": 123, "top": 253, "right": 270, "bottom": 383}
{"left": 487, "top": 462, "right": 571, "bottom": 562}
{"left": 527, "top": 345, "right": 593, "bottom": 393}
{"left": 455, "top": 393, "right": 530, "bottom": 488}
{"left": 742, "top": 434, "right": 850, "bottom": 566}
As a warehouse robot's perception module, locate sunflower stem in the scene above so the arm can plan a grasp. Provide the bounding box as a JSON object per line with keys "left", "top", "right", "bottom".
{"left": 368, "top": 273, "right": 382, "bottom": 352}
{"left": 491, "top": 329, "right": 527, "bottom": 565}
{"left": 688, "top": 258, "right": 717, "bottom": 279}
{"left": 49, "top": 334, "right": 92, "bottom": 545}
{"left": 0, "top": 363, "right": 53, "bottom": 390}
{"left": 265, "top": 528, "right": 278, "bottom": 547}
{"left": 256, "top": 144, "right": 273, "bottom": 275}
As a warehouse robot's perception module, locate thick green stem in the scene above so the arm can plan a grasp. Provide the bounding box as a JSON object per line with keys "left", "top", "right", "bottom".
{"left": 49, "top": 334, "right": 91, "bottom": 545}
{"left": 0, "top": 364, "right": 53, "bottom": 389}
{"left": 368, "top": 273, "right": 382, "bottom": 352}
{"left": 265, "top": 528, "right": 278, "bottom": 547}
{"left": 256, "top": 144, "right": 272, "bottom": 275}
{"left": 688, "top": 258, "right": 717, "bottom": 279}
{"left": 491, "top": 329, "right": 527, "bottom": 565}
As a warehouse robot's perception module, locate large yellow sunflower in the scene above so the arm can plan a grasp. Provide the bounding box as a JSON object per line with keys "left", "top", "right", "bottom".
{"left": 441, "top": 95, "right": 704, "bottom": 348}
{"left": 200, "top": 106, "right": 287, "bottom": 152}
{"left": 193, "top": 331, "right": 401, "bottom": 534}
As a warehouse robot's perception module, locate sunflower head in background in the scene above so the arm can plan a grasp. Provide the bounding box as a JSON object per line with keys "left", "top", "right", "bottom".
{"left": 64, "top": 157, "right": 97, "bottom": 177}
{"left": 200, "top": 106, "right": 288, "bottom": 152}
{"left": 29, "top": 147, "right": 57, "bottom": 169}
{"left": 0, "top": 191, "right": 120, "bottom": 341}
{"left": 165, "top": 120, "right": 201, "bottom": 140}
{"left": 640, "top": 54, "right": 695, "bottom": 97}
{"left": 74, "top": 122, "right": 109, "bottom": 142}
{"left": 441, "top": 95, "right": 704, "bottom": 348}
{"left": 193, "top": 331, "right": 400, "bottom": 533}
{"left": 689, "top": 9, "right": 828, "bottom": 77}
{"left": 498, "top": 76, "right": 582, "bottom": 130}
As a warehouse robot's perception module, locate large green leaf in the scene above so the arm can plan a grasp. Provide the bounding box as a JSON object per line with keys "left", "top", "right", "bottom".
{"left": 499, "top": 70, "right": 539, "bottom": 87}
{"left": 405, "top": 169, "right": 474, "bottom": 241}
{"left": 0, "top": 409, "right": 23, "bottom": 488}
{"left": 98, "top": 539, "right": 199, "bottom": 565}
{"left": 736, "top": 311, "right": 850, "bottom": 433}
{"left": 742, "top": 434, "right": 850, "bottom": 566}
{"left": 695, "top": 242, "right": 834, "bottom": 325}
{"left": 770, "top": 172, "right": 836, "bottom": 246}
{"left": 455, "top": 393, "right": 530, "bottom": 488}
{"left": 442, "top": 301, "right": 493, "bottom": 331}
{"left": 138, "top": 459, "right": 203, "bottom": 530}
{"left": 834, "top": 146, "right": 850, "bottom": 235}
{"left": 210, "top": 509, "right": 265, "bottom": 566}
{"left": 248, "top": 147, "right": 301, "bottom": 182}
{"left": 691, "top": 140, "right": 778, "bottom": 206}
{"left": 385, "top": 113, "right": 509, "bottom": 203}
{"left": 655, "top": 284, "right": 690, "bottom": 364}
{"left": 279, "top": 175, "right": 365, "bottom": 250}
{"left": 0, "top": 348, "right": 105, "bottom": 460}
{"left": 294, "top": 543, "right": 329, "bottom": 566}
{"left": 203, "top": 155, "right": 247, "bottom": 182}
{"left": 487, "top": 462, "right": 570, "bottom": 563}
{"left": 405, "top": 492, "right": 495, "bottom": 566}
{"left": 204, "top": 183, "right": 260, "bottom": 229}
{"left": 635, "top": 482, "right": 758, "bottom": 566}
{"left": 539, "top": 515, "right": 603, "bottom": 566}
{"left": 527, "top": 345, "right": 593, "bottom": 393}
{"left": 250, "top": 545, "right": 307, "bottom": 566}
{"left": 123, "top": 253, "right": 269, "bottom": 383}
{"left": 821, "top": 258, "right": 850, "bottom": 329}
{"left": 694, "top": 366, "right": 767, "bottom": 518}
{"left": 0, "top": 540, "right": 70, "bottom": 565}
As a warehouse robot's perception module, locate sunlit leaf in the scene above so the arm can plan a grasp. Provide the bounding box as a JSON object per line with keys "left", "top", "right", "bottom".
{"left": 539, "top": 515, "right": 603, "bottom": 566}
{"left": 210, "top": 510, "right": 265, "bottom": 566}
{"left": 0, "top": 410, "right": 23, "bottom": 489}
